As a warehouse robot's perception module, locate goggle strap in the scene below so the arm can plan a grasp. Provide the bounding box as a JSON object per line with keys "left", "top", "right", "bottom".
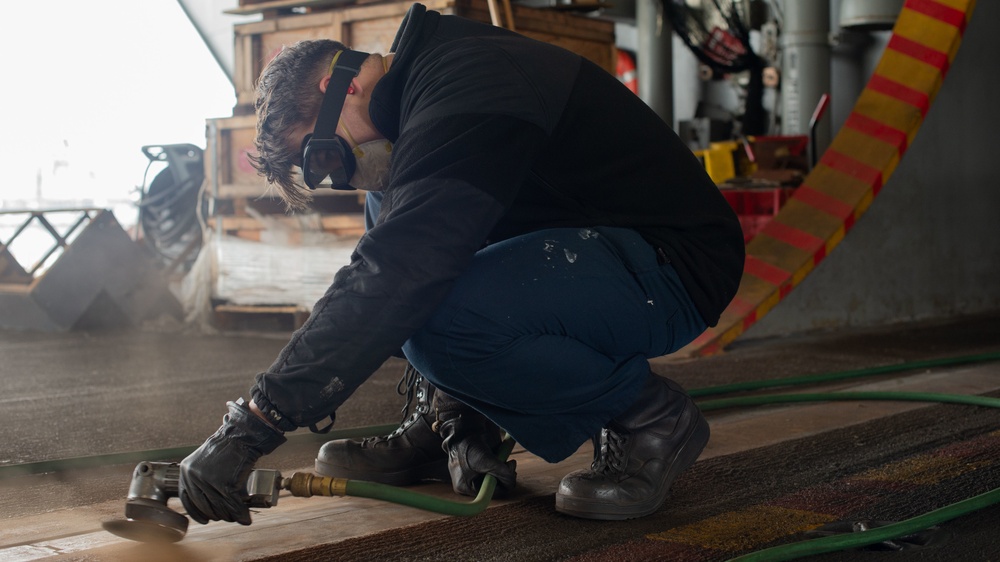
{"left": 312, "top": 49, "right": 369, "bottom": 140}
{"left": 338, "top": 119, "right": 365, "bottom": 157}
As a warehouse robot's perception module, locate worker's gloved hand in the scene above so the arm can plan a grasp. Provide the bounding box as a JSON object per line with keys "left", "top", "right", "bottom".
{"left": 179, "top": 399, "right": 287, "bottom": 525}
{"left": 437, "top": 414, "right": 517, "bottom": 497}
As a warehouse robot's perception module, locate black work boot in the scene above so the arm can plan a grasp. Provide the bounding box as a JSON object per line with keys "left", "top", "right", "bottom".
{"left": 555, "top": 373, "right": 709, "bottom": 520}
{"left": 315, "top": 364, "right": 503, "bottom": 489}
{"left": 435, "top": 392, "right": 517, "bottom": 496}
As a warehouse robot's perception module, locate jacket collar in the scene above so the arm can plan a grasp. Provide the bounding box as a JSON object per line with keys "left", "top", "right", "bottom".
{"left": 370, "top": 3, "right": 439, "bottom": 141}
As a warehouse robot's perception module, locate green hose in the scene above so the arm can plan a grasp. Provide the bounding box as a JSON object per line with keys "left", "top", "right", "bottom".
{"left": 332, "top": 352, "right": 1000, "bottom": 547}
{"left": 0, "top": 423, "right": 401, "bottom": 479}
{"left": 705, "top": 388, "right": 1000, "bottom": 560}
{"left": 730, "top": 486, "right": 1000, "bottom": 562}
{"left": 4, "top": 351, "right": 998, "bottom": 557}
{"left": 689, "top": 350, "right": 1000, "bottom": 398}
{"left": 342, "top": 435, "right": 517, "bottom": 516}
{"left": 698, "top": 390, "right": 1000, "bottom": 412}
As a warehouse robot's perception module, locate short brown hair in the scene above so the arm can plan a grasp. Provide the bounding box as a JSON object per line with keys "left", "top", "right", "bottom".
{"left": 248, "top": 39, "right": 348, "bottom": 210}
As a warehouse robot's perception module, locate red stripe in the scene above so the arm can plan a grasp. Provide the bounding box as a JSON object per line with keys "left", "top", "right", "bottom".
{"left": 820, "top": 149, "right": 884, "bottom": 190}
{"left": 904, "top": 0, "right": 967, "bottom": 32}
{"left": 868, "top": 74, "right": 931, "bottom": 117}
{"left": 779, "top": 283, "right": 794, "bottom": 298}
{"left": 689, "top": 331, "right": 716, "bottom": 349}
{"left": 728, "top": 297, "right": 757, "bottom": 316}
{"left": 760, "top": 219, "right": 825, "bottom": 252}
{"left": 887, "top": 34, "right": 951, "bottom": 75}
{"left": 813, "top": 243, "right": 828, "bottom": 265}
{"left": 699, "top": 340, "right": 721, "bottom": 356}
{"left": 844, "top": 113, "right": 909, "bottom": 154}
{"left": 744, "top": 255, "right": 791, "bottom": 287}
{"left": 794, "top": 185, "right": 855, "bottom": 221}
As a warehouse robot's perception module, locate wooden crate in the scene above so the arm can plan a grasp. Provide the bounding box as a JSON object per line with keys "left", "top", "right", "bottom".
{"left": 207, "top": 214, "right": 366, "bottom": 240}
{"left": 204, "top": 114, "right": 366, "bottom": 215}
{"left": 454, "top": 0, "right": 616, "bottom": 73}
{"left": 205, "top": 114, "right": 266, "bottom": 199}
{"left": 213, "top": 303, "right": 311, "bottom": 331}
{"left": 231, "top": 0, "right": 615, "bottom": 109}
{"left": 207, "top": 0, "right": 615, "bottom": 267}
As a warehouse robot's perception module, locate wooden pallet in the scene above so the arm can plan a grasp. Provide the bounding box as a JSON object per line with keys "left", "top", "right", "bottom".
{"left": 213, "top": 303, "right": 311, "bottom": 331}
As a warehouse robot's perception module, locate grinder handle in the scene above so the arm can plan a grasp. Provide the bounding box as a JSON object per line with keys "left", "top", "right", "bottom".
{"left": 127, "top": 462, "right": 282, "bottom": 508}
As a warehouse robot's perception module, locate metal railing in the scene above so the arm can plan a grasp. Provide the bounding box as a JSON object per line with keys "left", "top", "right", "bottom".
{"left": 0, "top": 208, "right": 106, "bottom": 279}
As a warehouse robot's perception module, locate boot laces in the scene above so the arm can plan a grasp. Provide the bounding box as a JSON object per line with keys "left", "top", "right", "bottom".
{"left": 591, "top": 427, "right": 629, "bottom": 474}
{"left": 395, "top": 362, "right": 423, "bottom": 424}
{"left": 366, "top": 363, "right": 425, "bottom": 444}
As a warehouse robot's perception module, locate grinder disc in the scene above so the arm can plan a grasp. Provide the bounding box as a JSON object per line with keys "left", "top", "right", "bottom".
{"left": 103, "top": 499, "right": 189, "bottom": 543}
{"left": 102, "top": 518, "right": 186, "bottom": 543}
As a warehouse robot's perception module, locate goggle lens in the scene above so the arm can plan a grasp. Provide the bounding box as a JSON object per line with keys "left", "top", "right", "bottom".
{"left": 301, "top": 134, "right": 356, "bottom": 189}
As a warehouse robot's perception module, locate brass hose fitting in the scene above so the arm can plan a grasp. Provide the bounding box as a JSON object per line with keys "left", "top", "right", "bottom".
{"left": 283, "top": 472, "right": 349, "bottom": 497}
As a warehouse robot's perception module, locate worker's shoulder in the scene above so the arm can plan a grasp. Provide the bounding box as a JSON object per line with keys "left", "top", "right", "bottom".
{"left": 431, "top": 32, "right": 578, "bottom": 65}
{"left": 414, "top": 33, "right": 580, "bottom": 98}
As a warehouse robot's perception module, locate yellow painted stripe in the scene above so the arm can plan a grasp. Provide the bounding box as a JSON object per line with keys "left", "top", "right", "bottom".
{"left": 825, "top": 225, "right": 847, "bottom": 256}
{"left": 828, "top": 127, "right": 902, "bottom": 178}
{"left": 746, "top": 235, "right": 812, "bottom": 272}
{"left": 808, "top": 163, "right": 876, "bottom": 205}
{"left": 876, "top": 50, "right": 946, "bottom": 101}
{"left": 768, "top": 199, "right": 845, "bottom": 237}
{"left": 895, "top": 10, "right": 966, "bottom": 60}
{"left": 647, "top": 505, "right": 836, "bottom": 550}
{"left": 855, "top": 455, "right": 989, "bottom": 485}
{"left": 853, "top": 90, "right": 924, "bottom": 146}
{"left": 791, "top": 259, "right": 815, "bottom": 287}
{"left": 683, "top": 0, "right": 975, "bottom": 357}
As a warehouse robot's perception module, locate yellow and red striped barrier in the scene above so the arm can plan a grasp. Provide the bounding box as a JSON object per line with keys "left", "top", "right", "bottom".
{"left": 687, "top": 0, "right": 976, "bottom": 356}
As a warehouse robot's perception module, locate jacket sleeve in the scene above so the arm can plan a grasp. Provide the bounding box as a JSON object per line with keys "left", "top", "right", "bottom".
{"left": 251, "top": 113, "right": 547, "bottom": 428}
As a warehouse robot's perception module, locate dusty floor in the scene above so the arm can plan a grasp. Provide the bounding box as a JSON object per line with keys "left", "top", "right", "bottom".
{"left": 1, "top": 310, "right": 998, "bottom": 560}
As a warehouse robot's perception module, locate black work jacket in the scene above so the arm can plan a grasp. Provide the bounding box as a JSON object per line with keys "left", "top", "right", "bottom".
{"left": 252, "top": 3, "right": 744, "bottom": 429}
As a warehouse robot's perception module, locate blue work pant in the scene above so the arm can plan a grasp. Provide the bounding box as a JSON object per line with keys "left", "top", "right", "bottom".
{"left": 366, "top": 193, "right": 706, "bottom": 462}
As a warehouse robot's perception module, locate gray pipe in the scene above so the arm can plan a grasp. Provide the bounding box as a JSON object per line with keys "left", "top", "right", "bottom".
{"left": 637, "top": 0, "right": 674, "bottom": 128}
{"left": 780, "top": 0, "right": 831, "bottom": 154}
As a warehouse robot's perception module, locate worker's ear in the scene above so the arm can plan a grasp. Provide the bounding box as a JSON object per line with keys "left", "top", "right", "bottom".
{"left": 319, "top": 75, "right": 332, "bottom": 94}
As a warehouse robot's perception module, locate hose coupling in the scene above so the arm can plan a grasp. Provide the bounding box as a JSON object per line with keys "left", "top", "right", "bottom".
{"left": 283, "top": 472, "right": 349, "bottom": 498}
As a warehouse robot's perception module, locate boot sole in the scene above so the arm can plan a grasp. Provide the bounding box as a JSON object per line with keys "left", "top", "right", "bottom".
{"left": 313, "top": 457, "right": 450, "bottom": 486}
{"left": 554, "top": 413, "right": 710, "bottom": 521}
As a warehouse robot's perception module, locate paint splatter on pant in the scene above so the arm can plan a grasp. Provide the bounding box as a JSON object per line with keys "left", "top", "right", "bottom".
{"left": 367, "top": 193, "right": 706, "bottom": 462}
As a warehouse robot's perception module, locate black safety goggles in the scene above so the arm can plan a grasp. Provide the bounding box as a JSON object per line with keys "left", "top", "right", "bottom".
{"left": 301, "top": 49, "right": 370, "bottom": 190}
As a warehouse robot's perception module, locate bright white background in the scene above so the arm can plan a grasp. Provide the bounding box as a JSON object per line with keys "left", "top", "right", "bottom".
{"left": 0, "top": 0, "right": 237, "bottom": 226}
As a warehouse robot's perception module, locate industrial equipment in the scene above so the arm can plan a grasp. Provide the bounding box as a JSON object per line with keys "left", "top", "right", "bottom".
{"left": 135, "top": 144, "right": 205, "bottom": 274}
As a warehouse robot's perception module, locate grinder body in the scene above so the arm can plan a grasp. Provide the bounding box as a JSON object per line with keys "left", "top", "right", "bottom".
{"left": 103, "top": 461, "right": 282, "bottom": 543}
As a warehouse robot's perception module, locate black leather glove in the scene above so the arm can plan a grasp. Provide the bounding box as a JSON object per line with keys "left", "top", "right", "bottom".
{"left": 179, "top": 399, "right": 287, "bottom": 525}
{"left": 437, "top": 413, "right": 517, "bottom": 497}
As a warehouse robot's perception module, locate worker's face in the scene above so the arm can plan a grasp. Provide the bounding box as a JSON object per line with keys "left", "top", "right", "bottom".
{"left": 333, "top": 55, "right": 388, "bottom": 145}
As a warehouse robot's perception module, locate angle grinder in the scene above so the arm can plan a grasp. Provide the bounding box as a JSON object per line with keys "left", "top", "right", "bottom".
{"left": 102, "top": 461, "right": 348, "bottom": 543}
